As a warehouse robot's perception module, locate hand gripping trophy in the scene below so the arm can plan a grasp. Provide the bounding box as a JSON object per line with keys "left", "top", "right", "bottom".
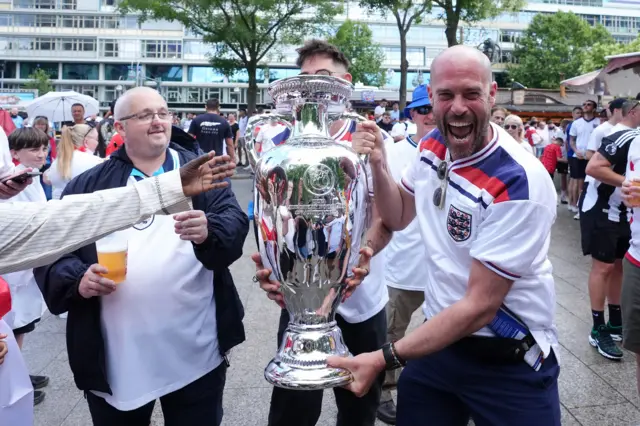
{"left": 247, "top": 75, "right": 371, "bottom": 390}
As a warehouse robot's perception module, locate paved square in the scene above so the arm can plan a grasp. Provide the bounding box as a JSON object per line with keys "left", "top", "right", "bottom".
{"left": 22, "top": 180, "right": 640, "bottom": 425}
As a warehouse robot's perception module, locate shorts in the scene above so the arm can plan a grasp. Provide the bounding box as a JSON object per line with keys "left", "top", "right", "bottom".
{"left": 623, "top": 257, "right": 640, "bottom": 353}
{"left": 12, "top": 318, "right": 40, "bottom": 336}
{"left": 569, "top": 157, "right": 587, "bottom": 179}
{"left": 237, "top": 137, "right": 246, "bottom": 148}
{"left": 580, "top": 203, "right": 630, "bottom": 263}
{"left": 556, "top": 162, "right": 568, "bottom": 175}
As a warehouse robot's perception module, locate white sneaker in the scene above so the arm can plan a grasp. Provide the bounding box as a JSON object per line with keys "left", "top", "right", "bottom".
{"left": 573, "top": 212, "right": 580, "bottom": 220}
{"left": 58, "top": 312, "right": 68, "bottom": 319}
{"left": 560, "top": 193, "right": 568, "bottom": 204}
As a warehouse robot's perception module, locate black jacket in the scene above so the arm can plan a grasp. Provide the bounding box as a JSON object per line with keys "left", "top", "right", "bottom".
{"left": 34, "top": 143, "right": 248, "bottom": 394}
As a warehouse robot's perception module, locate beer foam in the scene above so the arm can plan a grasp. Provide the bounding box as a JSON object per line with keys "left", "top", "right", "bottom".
{"left": 96, "top": 241, "right": 127, "bottom": 253}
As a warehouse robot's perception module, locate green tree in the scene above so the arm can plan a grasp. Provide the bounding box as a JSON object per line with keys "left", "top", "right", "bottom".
{"left": 360, "top": 0, "right": 523, "bottom": 108}
{"left": 509, "top": 11, "right": 614, "bottom": 89}
{"left": 328, "top": 20, "right": 386, "bottom": 86}
{"left": 23, "top": 68, "right": 54, "bottom": 97}
{"left": 118, "top": 0, "right": 339, "bottom": 113}
{"left": 580, "top": 37, "right": 640, "bottom": 74}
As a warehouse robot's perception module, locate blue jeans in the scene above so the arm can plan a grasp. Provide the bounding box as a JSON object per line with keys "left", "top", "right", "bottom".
{"left": 397, "top": 344, "right": 561, "bottom": 426}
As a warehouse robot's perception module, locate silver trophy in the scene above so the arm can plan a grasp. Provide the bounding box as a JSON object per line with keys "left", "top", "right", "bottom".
{"left": 248, "top": 75, "right": 371, "bottom": 390}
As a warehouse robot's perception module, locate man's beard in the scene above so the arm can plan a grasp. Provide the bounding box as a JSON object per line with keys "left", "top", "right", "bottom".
{"left": 437, "top": 115, "right": 490, "bottom": 160}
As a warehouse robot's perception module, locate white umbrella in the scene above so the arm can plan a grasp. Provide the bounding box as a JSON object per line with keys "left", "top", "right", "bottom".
{"left": 26, "top": 91, "right": 99, "bottom": 123}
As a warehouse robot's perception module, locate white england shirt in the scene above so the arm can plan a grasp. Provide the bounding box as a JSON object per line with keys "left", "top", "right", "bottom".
{"left": 569, "top": 117, "right": 600, "bottom": 157}
{"left": 400, "top": 123, "right": 558, "bottom": 358}
{"left": 92, "top": 148, "right": 222, "bottom": 410}
{"left": 586, "top": 121, "right": 614, "bottom": 153}
{"left": 384, "top": 136, "right": 428, "bottom": 291}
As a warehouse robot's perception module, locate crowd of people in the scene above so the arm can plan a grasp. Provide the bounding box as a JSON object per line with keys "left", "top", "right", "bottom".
{"left": 3, "top": 36, "right": 640, "bottom": 426}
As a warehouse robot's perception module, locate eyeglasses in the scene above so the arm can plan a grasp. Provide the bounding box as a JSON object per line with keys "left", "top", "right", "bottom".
{"left": 118, "top": 110, "right": 173, "bottom": 123}
{"left": 432, "top": 158, "right": 449, "bottom": 209}
{"left": 413, "top": 106, "right": 432, "bottom": 115}
{"left": 504, "top": 124, "right": 519, "bottom": 130}
{"left": 582, "top": 102, "right": 596, "bottom": 108}
{"left": 300, "top": 70, "right": 344, "bottom": 76}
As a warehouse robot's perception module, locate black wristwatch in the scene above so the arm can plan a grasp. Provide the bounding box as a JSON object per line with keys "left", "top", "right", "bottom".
{"left": 382, "top": 342, "right": 406, "bottom": 371}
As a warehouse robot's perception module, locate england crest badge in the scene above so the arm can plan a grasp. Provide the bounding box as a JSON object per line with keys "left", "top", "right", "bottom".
{"left": 447, "top": 205, "right": 472, "bottom": 242}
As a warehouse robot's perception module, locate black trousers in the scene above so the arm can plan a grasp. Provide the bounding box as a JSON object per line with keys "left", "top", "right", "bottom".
{"left": 268, "top": 308, "right": 387, "bottom": 426}
{"left": 86, "top": 362, "right": 227, "bottom": 426}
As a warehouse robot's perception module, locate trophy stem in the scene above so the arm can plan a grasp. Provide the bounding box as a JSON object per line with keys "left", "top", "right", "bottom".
{"left": 264, "top": 322, "right": 353, "bottom": 390}
{"left": 292, "top": 103, "right": 330, "bottom": 139}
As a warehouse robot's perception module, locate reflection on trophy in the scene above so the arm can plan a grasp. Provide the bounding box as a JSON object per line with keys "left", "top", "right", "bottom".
{"left": 249, "top": 75, "right": 371, "bottom": 390}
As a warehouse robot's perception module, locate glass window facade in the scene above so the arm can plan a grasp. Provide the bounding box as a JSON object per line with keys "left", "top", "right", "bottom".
{"left": 146, "top": 65, "right": 183, "bottom": 82}
{"left": 62, "top": 63, "right": 98, "bottom": 80}
{"left": 187, "top": 66, "right": 226, "bottom": 83}
{"left": 0, "top": 61, "right": 17, "bottom": 79}
{"left": 381, "top": 46, "right": 426, "bottom": 67}
{"left": 104, "top": 64, "right": 137, "bottom": 81}
{"left": 142, "top": 40, "right": 182, "bottom": 59}
{"left": 20, "top": 62, "right": 58, "bottom": 79}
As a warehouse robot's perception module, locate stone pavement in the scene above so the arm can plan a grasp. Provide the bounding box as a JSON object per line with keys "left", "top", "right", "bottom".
{"left": 23, "top": 178, "right": 640, "bottom": 425}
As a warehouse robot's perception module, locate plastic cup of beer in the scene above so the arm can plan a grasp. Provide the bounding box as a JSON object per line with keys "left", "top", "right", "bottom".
{"left": 95, "top": 231, "right": 128, "bottom": 284}
{"left": 632, "top": 180, "right": 640, "bottom": 207}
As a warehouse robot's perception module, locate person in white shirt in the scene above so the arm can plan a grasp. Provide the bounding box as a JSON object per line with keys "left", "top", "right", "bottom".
{"left": 377, "top": 85, "right": 435, "bottom": 424}
{"left": 503, "top": 114, "right": 534, "bottom": 156}
{"left": 45, "top": 124, "right": 103, "bottom": 200}
{"left": 569, "top": 100, "right": 600, "bottom": 215}
{"left": 390, "top": 113, "right": 409, "bottom": 142}
{"left": 329, "top": 45, "right": 560, "bottom": 426}
{"left": 374, "top": 99, "right": 387, "bottom": 123}
{"left": 256, "top": 119, "right": 290, "bottom": 155}
{"left": 0, "top": 151, "right": 235, "bottom": 426}
{"left": 390, "top": 102, "right": 400, "bottom": 122}
{"left": 252, "top": 39, "right": 392, "bottom": 426}
{"left": 2, "top": 128, "right": 50, "bottom": 405}
{"left": 586, "top": 98, "right": 625, "bottom": 160}
{"left": 34, "top": 87, "right": 248, "bottom": 426}
{"left": 0, "top": 126, "right": 21, "bottom": 199}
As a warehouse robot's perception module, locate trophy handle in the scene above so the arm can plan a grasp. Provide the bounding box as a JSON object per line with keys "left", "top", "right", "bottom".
{"left": 245, "top": 113, "right": 294, "bottom": 170}
{"left": 328, "top": 112, "right": 370, "bottom": 162}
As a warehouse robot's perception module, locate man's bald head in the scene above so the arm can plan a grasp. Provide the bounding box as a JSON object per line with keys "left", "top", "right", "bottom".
{"left": 114, "top": 87, "right": 165, "bottom": 120}
{"left": 431, "top": 45, "right": 493, "bottom": 88}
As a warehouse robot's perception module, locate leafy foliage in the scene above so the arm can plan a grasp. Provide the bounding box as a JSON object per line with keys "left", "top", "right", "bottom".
{"left": 509, "top": 11, "right": 614, "bottom": 89}
{"left": 580, "top": 37, "right": 640, "bottom": 74}
{"left": 118, "top": 0, "right": 340, "bottom": 112}
{"left": 329, "top": 20, "right": 386, "bottom": 86}
{"left": 23, "top": 68, "right": 54, "bottom": 96}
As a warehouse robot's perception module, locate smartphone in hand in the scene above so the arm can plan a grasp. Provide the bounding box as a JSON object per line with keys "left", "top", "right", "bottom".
{"left": 0, "top": 171, "right": 42, "bottom": 185}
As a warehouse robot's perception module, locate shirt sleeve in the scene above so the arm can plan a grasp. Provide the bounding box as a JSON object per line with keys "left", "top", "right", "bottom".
{"left": 399, "top": 148, "right": 422, "bottom": 196}
{"left": 224, "top": 123, "right": 233, "bottom": 140}
{"left": 587, "top": 127, "right": 602, "bottom": 152}
{"left": 188, "top": 118, "right": 198, "bottom": 136}
{"left": 569, "top": 123, "right": 578, "bottom": 137}
{"left": 470, "top": 200, "right": 555, "bottom": 280}
{"left": 599, "top": 134, "right": 629, "bottom": 166}
{"left": 0, "top": 170, "right": 192, "bottom": 275}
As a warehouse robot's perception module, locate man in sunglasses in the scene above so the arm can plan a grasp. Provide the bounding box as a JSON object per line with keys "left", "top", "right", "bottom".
{"left": 330, "top": 45, "right": 560, "bottom": 425}
{"left": 583, "top": 99, "right": 640, "bottom": 361}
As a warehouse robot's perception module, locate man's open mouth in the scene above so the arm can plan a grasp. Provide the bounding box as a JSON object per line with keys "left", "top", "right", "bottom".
{"left": 448, "top": 122, "right": 473, "bottom": 141}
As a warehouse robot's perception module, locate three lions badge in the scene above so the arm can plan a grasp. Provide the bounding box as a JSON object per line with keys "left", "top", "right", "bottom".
{"left": 447, "top": 205, "right": 472, "bottom": 242}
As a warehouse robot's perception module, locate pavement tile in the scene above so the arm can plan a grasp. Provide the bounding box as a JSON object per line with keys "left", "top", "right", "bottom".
{"left": 556, "top": 345, "right": 627, "bottom": 409}
{"left": 591, "top": 361, "right": 640, "bottom": 409}
{"left": 569, "top": 402, "right": 640, "bottom": 426}
{"left": 21, "top": 327, "right": 67, "bottom": 375}
{"left": 32, "top": 357, "right": 83, "bottom": 426}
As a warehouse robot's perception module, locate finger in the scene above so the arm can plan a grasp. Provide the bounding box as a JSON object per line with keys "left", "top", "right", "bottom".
{"left": 90, "top": 264, "right": 109, "bottom": 275}
{"left": 256, "top": 268, "right": 274, "bottom": 282}
{"left": 188, "top": 151, "right": 216, "bottom": 170}
{"left": 174, "top": 217, "right": 206, "bottom": 229}
{"left": 251, "top": 252, "right": 265, "bottom": 268}
{"left": 261, "top": 283, "right": 280, "bottom": 293}
{"left": 0, "top": 333, "right": 7, "bottom": 340}
{"left": 326, "top": 355, "right": 354, "bottom": 370}
{"left": 173, "top": 210, "right": 205, "bottom": 221}
{"left": 94, "top": 276, "right": 117, "bottom": 291}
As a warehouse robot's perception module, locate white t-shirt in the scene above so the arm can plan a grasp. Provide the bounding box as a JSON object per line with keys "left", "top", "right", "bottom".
{"left": 0, "top": 127, "right": 13, "bottom": 179}
{"left": 0, "top": 164, "right": 47, "bottom": 329}
{"left": 569, "top": 117, "right": 600, "bottom": 157}
{"left": 92, "top": 148, "right": 222, "bottom": 410}
{"left": 324, "top": 217, "right": 345, "bottom": 254}
{"left": 391, "top": 122, "right": 409, "bottom": 139}
{"left": 384, "top": 136, "right": 428, "bottom": 291}
{"left": 48, "top": 150, "right": 103, "bottom": 199}
{"left": 374, "top": 105, "right": 385, "bottom": 122}
{"left": 0, "top": 319, "right": 33, "bottom": 426}
{"left": 257, "top": 124, "right": 290, "bottom": 155}
{"left": 400, "top": 123, "right": 558, "bottom": 358}
{"left": 626, "top": 135, "right": 640, "bottom": 264}
{"left": 520, "top": 140, "right": 535, "bottom": 155}
{"left": 587, "top": 121, "right": 614, "bottom": 153}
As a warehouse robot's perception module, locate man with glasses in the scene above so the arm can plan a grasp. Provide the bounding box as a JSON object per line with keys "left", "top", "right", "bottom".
{"left": 569, "top": 100, "right": 600, "bottom": 219}
{"left": 329, "top": 45, "right": 560, "bottom": 425}
{"left": 377, "top": 85, "right": 435, "bottom": 424}
{"left": 252, "top": 38, "right": 393, "bottom": 426}
{"left": 34, "top": 87, "right": 248, "bottom": 426}
{"left": 582, "top": 99, "right": 640, "bottom": 361}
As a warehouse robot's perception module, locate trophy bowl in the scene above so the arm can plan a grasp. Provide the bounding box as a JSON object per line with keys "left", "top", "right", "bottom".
{"left": 251, "top": 75, "right": 371, "bottom": 390}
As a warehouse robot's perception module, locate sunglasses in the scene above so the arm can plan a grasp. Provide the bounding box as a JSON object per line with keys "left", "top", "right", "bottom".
{"left": 582, "top": 102, "right": 596, "bottom": 108}
{"left": 414, "top": 106, "right": 432, "bottom": 115}
{"left": 504, "top": 124, "right": 519, "bottom": 130}
{"left": 432, "top": 158, "right": 450, "bottom": 209}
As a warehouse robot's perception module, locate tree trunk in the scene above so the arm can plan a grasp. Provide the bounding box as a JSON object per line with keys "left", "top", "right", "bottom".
{"left": 399, "top": 29, "right": 408, "bottom": 109}
{"left": 246, "top": 61, "right": 258, "bottom": 114}
{"left": 445, "top": 16, "right": 459, "bottom": 46}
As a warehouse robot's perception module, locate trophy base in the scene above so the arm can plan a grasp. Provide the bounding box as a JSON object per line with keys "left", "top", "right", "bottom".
{"left": 264, "top": 323, "right": 353, "bottom": 390}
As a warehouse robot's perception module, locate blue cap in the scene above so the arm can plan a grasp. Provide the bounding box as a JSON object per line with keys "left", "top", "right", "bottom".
{"left": 404, "top": 85, "right": 431, "bottom": 120}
